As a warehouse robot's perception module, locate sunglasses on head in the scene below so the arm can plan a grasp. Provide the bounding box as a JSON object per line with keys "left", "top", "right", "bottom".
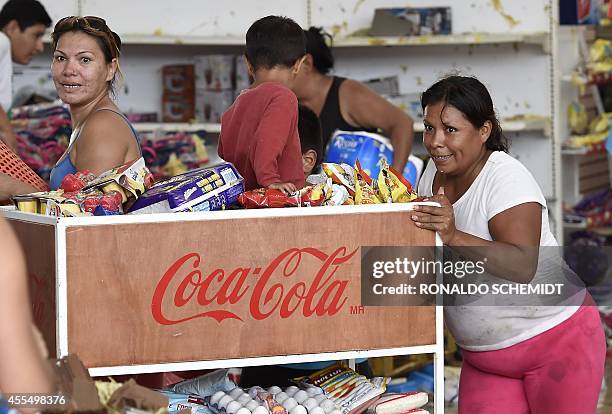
{"left": 56, "top": 15, "right": 107, "bottom": 31}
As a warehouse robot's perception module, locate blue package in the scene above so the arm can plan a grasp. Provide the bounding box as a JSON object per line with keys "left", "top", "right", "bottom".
{"left": 128, "top": 162, "right": 244, "bottom": 214}
{"left": 93, "top": 205, "right": 123, "bottom": 216}
{"left": 325, "top": 131, "right": 393, "bottom": 179}
{"left": 385, "top": 379, "right": 419, "bottom": 393}
{"left": 420, "top": 362, "right": 434, "bottom": 376}
{"left": 408, "top": 371, "right": 434, "bottom": 393}
{"left": 325, "top": 130, "right": 423, "bottom": 187}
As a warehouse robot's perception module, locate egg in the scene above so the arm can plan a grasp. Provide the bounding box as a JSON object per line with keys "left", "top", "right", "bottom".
{"left": 227, "top": 401, "right": 243, "bottom": 414}
{"left": 245, "top": 401, "right": 260, "bottom": 411}
{"left": 268, "top": 386, "right": 282, "bottom": 395}
{"left": 248, "top": 387, "right": 260, "bottom": 399}
{"left": 285, "top": 386, "right": 299, "bottom": 397}
{"left": 309, "top": 407, "right": 325, "bottom": 414}
{"left": 293, "top": 390, "right": 308, "bottom": 404}
{"left": 306, "top": 387, "right": 323, "bottom": 396}
{"left": 275, "top": 392, "right": 289, "bottom": 404}
{"left": 211, "top": 391, "right": 227, "bottom": 406}
{"left": 252, "top": 406, "right": 269, "bottom": 414}
{"left": 290, "top": 406, "right": 307, "bottom": 414}
{"left": 238, "top": 394, "right": 252, "bottom": 405}
{"left": 282, "top": 398, "right": 298, "bottom": 411}
{"left": 319, "top": 400, "right": 335, "bottom": 414}
{"left": 328, "top": 410, "right": 341, "bottom": 414}
{"left": 219, "top": 395, "right": 234, "bottom": 410}
{"left": 236, "top": 408, "right": 252, "bottom": 414}
{"left": 302, "top": 398, "right": 318, "bottom": 411}
{"left": 230, "top": 388, "right": 245, "bottom": 399}
{"left": 313, "top": 395, "right": 327, "bottom": 404}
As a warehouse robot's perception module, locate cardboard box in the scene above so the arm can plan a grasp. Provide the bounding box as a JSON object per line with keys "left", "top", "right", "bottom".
{"left": 369, "top": 7, "right": 452, "bottom": 37}
{"left": 235, "top": 55, "right": 252, "bottom": 92}
{"left": 194, "top": 55, "right": 234, "bottom": 91}
{"left": 162, "top": 65, "right": 195, "bottom": 97}
{"left": 162, "top": 95, "right": 195, "bottom": 122}
{"left": 363, "top": 76, "right": 400, "bottom": 97}
{"left": 195, "top": 90, "right": 234, "bottom": 123}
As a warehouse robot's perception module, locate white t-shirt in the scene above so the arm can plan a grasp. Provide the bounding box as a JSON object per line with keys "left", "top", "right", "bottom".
{"left": 418, "top": 151, "right": 581, "bottom": 351}
{"left": 0, "top": 31, "right": 12, "bottom": 110}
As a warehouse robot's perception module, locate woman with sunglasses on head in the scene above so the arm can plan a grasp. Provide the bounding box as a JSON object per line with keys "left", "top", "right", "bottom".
{"left": 49, "top": 16, "right": 141, "bottom": 190}
{"left": 292, "top": 27, "right": 414, "bottom": 173}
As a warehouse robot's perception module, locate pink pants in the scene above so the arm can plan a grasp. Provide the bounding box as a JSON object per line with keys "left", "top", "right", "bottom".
{"left": 458, "top": 302, "right": 606, "bottom": 414}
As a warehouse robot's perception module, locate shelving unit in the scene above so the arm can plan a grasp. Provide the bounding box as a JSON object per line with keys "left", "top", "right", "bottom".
{"left": 333, "top": 32, "right": 549, "bottom": 49}
{"left": 134, "top": 116, "right": 550, "bottom": 135}
{"left": 133, "top": 122, "right": 222, "bottom": 133}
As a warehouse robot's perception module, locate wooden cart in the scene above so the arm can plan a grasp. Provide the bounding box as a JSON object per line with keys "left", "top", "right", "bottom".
{"left": 2, "top": 203, "right": 444, "bottom": 413}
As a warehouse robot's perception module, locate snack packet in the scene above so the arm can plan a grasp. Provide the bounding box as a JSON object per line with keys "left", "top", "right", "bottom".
{"left": 59, "top": 169, "right": 96, "bottom": 192}
{"left": 322, "top": 163, "right": 356, "bottom": 196}
{"left": 168, "top": 368, "right": 238, "bottom": 398}
{"left": 82, "top": 157, "right": 154, "bottom": 203}
{"left": 293, "top": 364, "right": 387, "bottom": 414}
{"left": 375, "top": 160, "right": 417, "bottom": 203}
{"left": 354, "top": 161, "right": 381, "bottom": 205}
{"left": 128, "top": 162, "right": 244, "bottom": 214}
{"left": 238, "top": 184, "right": 325, "bottom": 209}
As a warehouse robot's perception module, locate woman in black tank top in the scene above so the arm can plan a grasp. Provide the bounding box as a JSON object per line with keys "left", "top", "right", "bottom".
{"left": 292, "top": 27, "right": 415, "bottom": 172}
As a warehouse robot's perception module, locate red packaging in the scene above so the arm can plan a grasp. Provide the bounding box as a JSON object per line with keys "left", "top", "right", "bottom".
{"left": 238, "top": 186, "right": 325, "bottom": 209}
{"left": 59, "top": 170, "right": 96, "bottom": 192}
{"left": 81, "top": 191, "right": 123, "bottom": 213}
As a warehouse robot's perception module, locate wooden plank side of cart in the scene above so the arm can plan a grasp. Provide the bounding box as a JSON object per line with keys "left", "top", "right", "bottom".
{"left": 7, "top": 218, "right": 57, "bottom": 357}
{"left": 62, "top": 210, "right": 435, "bottom": 368}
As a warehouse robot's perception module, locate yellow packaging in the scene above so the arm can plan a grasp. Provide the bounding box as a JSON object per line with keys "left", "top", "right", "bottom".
{"left": 354, "top": 161, "right": 381, "bottom": 205}
{"left": 102, "top": 181, "right": 128, "bottom": 203}
{"left": 588, "top": 113, "right": 612, "bottom": 134}
{"left": 14, "top": 197, "right": 37, "bottom": 213}
{"left": 375, "top": 160, "right": 418, "bottom": 203}
{"left": 589, "top": 39, "right": 612, "bottom": 63}
{"left": 568, "top": 102, "right": 589, "bottom": 134}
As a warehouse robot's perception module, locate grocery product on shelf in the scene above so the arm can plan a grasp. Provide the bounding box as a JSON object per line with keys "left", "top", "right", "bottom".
{"left": 293, "top": 363, "right": 388, "bottom": 414}
{"left": 365, "top": 392, "right": 429, "bottom": 414}
{"left": 139, "top": 129, "right": 210, "bottom": 179}
{"left": 564, "top": 188, "right": 612, "bottom": 228}
{"left": 208, "top": 385, "right": 337, "bottom": 414}
{"left": 10, "top": 102, "right": 71, "bottom": 182}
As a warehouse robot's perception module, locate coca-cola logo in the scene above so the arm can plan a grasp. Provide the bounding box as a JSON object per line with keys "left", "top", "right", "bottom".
{"left": 152, "top": 247, "right": 358, "bottom": 325}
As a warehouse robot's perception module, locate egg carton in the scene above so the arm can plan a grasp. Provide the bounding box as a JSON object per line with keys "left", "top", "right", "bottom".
{"left": 209, "top": 385, "right": 341, "bottom": 414}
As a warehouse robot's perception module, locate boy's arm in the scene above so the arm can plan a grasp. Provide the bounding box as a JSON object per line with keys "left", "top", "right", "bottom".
{"left": 0, "top": 105, "right": 17, "bottom": 152}
{"left": 250, "top": 91, "right": 298, "bottom": 187}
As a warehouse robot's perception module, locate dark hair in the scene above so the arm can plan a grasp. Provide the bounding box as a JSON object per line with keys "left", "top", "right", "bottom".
{"left": 298, "top": 104, "right": 323, "bottom": 170}
{"left": 245, "top": 15, "right": 306, "bottom": 71}
{"left": 0, "top": 0, "right": 51, "bottom": 31}
{"left": 51, "top": 16, "right": 123, "bottom": 96}
{"left": 304, "top": 26, "right": 334, "bottom": 74}
{"left": 421, "top": 75, "right": 509, "bottom": 152}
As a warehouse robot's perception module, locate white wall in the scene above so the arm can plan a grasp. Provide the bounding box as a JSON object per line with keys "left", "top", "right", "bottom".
{"left": 10, "top": 0, "right": 555, "bottom": 198}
